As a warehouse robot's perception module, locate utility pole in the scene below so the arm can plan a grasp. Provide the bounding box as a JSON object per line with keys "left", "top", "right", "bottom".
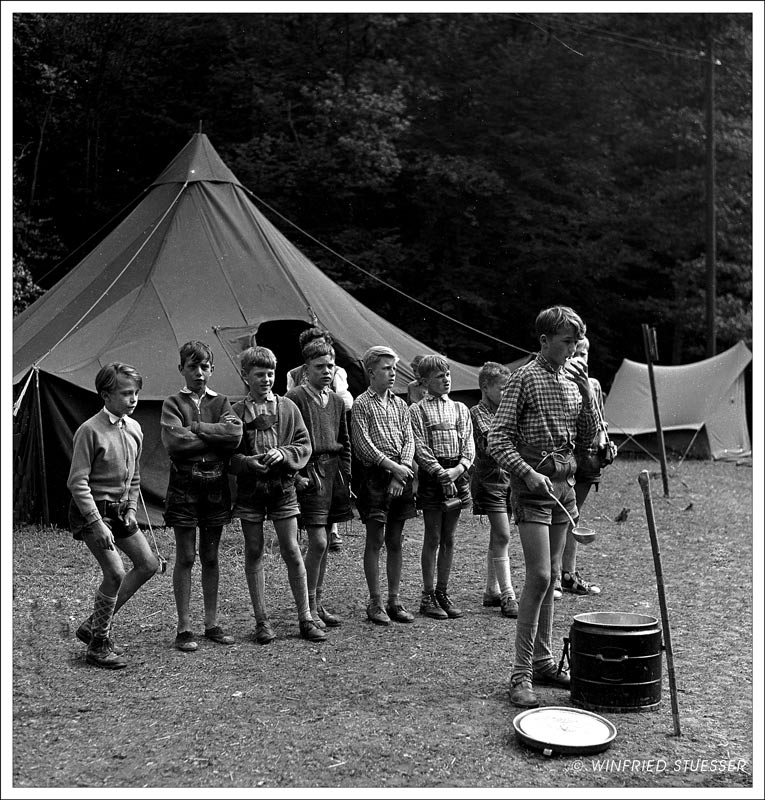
{"left": 705, "top": 36, "right": 717, "bottom": 358}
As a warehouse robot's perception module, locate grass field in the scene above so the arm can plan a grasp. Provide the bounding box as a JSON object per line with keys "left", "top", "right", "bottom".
{"left": 10, "top": 457, "right": 755, "bottom": 790}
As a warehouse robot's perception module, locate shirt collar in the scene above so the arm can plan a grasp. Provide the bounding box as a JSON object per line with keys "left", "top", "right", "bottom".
{"left": 304, "top": 383, "right": 330, "bottom": 399}
{"left": 246, "top": 391, "right": 275, "bottom": 405}
{"left": 536, "top": 353, "right": 561, "bottom": 374}
{"left": 366, "top": 386, "right": 393, "bottom": 402}
{"left": 425, "top": 393, "right": 449, "bottom": 402}
{"left": 102, "top": 408, "right": 125, "bottom": 426}
{"left": 180, "top": 385, "right": 218, "bottom": 398}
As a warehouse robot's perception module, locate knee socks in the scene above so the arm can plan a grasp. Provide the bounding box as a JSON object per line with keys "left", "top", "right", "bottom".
{"left": 287, "top": 561, "right": 312, "bottom": 621}
{"left": 246, "top": 560, "right": 269, "bottom": 623}
{"left": 511, "top": 621, "right": 538, "bottom": 686}
{"left": 492, "top": 556, "right": 516, "bottom": 600}
{"left": 485, "top": 551, "right": 499, "bottom": 595}
{"left": 91, "top": 589, "right": 117, "bottom": 640}
{"left": 532, "top": 602, "right": 556, "bottom": 668}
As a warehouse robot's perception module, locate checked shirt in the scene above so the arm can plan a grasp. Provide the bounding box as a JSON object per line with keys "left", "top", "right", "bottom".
{"left": 488, "top": 353, "right": 596, "bottom": 480}
{"left": 410, "top": 394, "right": 474, "bottom": 478}
{"left": 351, "top": 387, "right": 415, "bottom": 468}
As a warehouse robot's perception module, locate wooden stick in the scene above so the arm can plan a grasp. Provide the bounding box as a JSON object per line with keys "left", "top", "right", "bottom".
{"left": 638, "top": 469, "right": 681, "bottom": 736}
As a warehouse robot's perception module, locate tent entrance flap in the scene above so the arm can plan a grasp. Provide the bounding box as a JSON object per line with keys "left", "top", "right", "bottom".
{"left": 214, "top": 320, "right": 315, "bottom": 394}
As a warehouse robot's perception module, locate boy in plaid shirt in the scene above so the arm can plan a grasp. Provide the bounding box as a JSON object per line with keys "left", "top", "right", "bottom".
{"left": 351, "top": 346, "right": 416, "bottom": 626}
{"left": 488, "top": 306, "right": 597, "bottom": 708}
{"left": 410, "top": 355, "right": 474, "bottom": 620}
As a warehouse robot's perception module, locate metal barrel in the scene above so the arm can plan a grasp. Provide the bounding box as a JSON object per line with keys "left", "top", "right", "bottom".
{"left": 569, "top": 612, "right": 663, "bottom": 713}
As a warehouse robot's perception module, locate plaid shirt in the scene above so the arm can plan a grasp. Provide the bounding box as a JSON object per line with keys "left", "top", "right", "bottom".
{"left": 351, "top": 387, "right": 415, "bottom": 468}
{"left": 409, "top": 394, "right": 475, "bottom": 475}
{"left": 488, "top": 353, "right": 597, "bottom": 479}
{"left": 410, "top": 394, "right": 474, "bottom": 477}
{"left": 470, "top": 400, "right": 502, "bottom": 471}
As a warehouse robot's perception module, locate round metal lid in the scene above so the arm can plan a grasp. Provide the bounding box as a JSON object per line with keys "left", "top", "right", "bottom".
{"left": 513, "top": 706, "right": 617, "bottom": 757}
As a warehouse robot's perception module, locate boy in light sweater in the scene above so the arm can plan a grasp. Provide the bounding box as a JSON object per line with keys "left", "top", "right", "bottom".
{"left": 68, "top": 363, "right": 159, "bottom": 669}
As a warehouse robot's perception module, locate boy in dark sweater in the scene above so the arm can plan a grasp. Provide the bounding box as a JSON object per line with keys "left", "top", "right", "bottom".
{"left": 230, "top": 346, "right": 324, "bottom": 643}
{"left": 161, "top": 341, "right": 243, "bottom": 652}
{"left": 286, "top": 339, "right": 353, "bottom": 629}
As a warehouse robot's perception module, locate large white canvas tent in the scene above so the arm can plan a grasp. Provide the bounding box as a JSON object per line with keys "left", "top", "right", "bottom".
{"left": 13, "top": 133, "right": 480, "bottom": 525}
{"left": 604, "top": 341, "right": 752, "bottom": 460}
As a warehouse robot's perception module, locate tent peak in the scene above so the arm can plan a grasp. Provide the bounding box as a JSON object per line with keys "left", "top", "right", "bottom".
{"left": 152, "top": 133, "right": 242, "bottom": 186}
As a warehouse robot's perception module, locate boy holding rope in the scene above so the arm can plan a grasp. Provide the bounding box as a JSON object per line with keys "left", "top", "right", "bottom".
{"left": 68, "top": 363, "right": 159, "bottom": 669}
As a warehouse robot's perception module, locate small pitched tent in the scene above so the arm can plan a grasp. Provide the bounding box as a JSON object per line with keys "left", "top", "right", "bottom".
{"left": 604, "top": 341, "right": 752, "bottom": 460}
{"left": 13, "top": 133, "right": 480, "bottom": 525}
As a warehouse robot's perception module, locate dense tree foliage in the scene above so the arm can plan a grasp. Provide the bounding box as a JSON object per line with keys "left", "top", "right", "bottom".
{"left": 13, "top": 12, "right": 753, "bottom": 381}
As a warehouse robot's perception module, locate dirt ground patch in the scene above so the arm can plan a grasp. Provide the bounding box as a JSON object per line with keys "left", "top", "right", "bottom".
{"left": 11, "top": 458, "right": 754, "bottom": 789}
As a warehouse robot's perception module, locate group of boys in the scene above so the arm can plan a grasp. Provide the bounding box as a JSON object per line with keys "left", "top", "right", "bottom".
{"left": 67, "top": 306, "right": 606, "bottom": 711}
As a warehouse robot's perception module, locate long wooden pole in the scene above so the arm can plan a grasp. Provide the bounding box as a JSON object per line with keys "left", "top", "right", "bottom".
{"left": 705, "top": 36, "right": 717, "bottom": 358}
{"left": 642, "top": 324, "right": 670, "bottom": 496}
{"left": 639, "top": 470, "right": 681, "bottom": 737}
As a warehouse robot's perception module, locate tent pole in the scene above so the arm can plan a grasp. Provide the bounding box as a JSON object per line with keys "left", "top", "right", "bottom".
{"left": 212, "top": 325, "right": 250, "bottom": 392}
{"left": 34, "top": 368, "right": 50, "bottom": 525}
{"left": 676, "top": 426, "right": 704, "bottom": 469}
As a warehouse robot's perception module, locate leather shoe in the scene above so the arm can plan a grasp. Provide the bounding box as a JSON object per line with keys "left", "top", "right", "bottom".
{"left": 509, "top": 680, "right": 540, "bottom": 708}
{"left": 76, "top": 616, "right": 126, "bottom": 656}
{"left": 419, "top": 592, "right": 448, "bottom": 620}
{"left": 435, "top": 589, "right": 463, "bottom": 619}
{"left": 254, "top": 620, "right": 276, "bottom": 645}
{"left": 204, "top": 625, "right": 235, "bottom": 645}
{"left": 367, "top": 604, "right": 391, "bottom": 625}
{"left": 500, "top": 596, "right": 519, "bottom": 618}
{"left": 174, "top": 631, "right": 198, "bottom": 652}
{"left": 318, "top": 605, "right": 342, "bottom": 627}
{"left": 86, "top": 637, "right": 128, "bottom": 669}
{"left": 533, "top": 662, "right": 571, "bottom": 688}
{"left": 386, "top": 603, "right": 414, "bottom": 623}
{"left": 299, "top": 619, "right": 327, "bottom": 642}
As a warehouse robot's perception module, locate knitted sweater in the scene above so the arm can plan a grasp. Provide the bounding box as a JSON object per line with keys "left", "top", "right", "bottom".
{"left": 160, "top": 391, "right": 242, "bottom": 464}
{"left": 285, "top": 386, "right": 351, "bottom": 476}
{"left": 67, "top": 410, "right": 142, "bottom": 525}
{"left": 229, "top": 395, "right": 312, "bottom": 481}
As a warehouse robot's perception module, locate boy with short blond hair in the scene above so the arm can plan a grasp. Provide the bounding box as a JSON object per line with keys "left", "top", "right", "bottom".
{"left": 410, "top": 354, "right": 474, "bottom": 621}
{"left": 470, "top": 361, "right": 518, "bottom": 618}
{"left": 489, "top": 306, "right": 597, "bottom": 708}
{"left": 161, "top": 341, "right": 243, "bottom": 652}
{"left": 230, "top": 346, "right": 324, "bottom": 643}
{"left": 351, "top": 346, "right": 417, "bottom": 626}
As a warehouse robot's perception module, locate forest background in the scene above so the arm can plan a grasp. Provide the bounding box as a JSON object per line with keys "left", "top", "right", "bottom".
{"left": 11, "top": 11, "right": 754, "bottom": 382}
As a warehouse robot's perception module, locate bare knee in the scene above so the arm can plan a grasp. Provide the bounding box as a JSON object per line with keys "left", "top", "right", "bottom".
{"left": 199, "top": 550, "right": 220, "bottom": 571}
{"left": 309, "top": 529, "right": 328, "bottom": 554}
{"left": 103, "top": 562, "right": 126, "bottom": 588}
{"left": 526, "top": 565, "right": 552, "bottom": 591}
{"left": 138, "top": 554, "right": 160, "bottom": 579}
{"left": 175, "top": 549, "right": 196, "bottom": 571}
